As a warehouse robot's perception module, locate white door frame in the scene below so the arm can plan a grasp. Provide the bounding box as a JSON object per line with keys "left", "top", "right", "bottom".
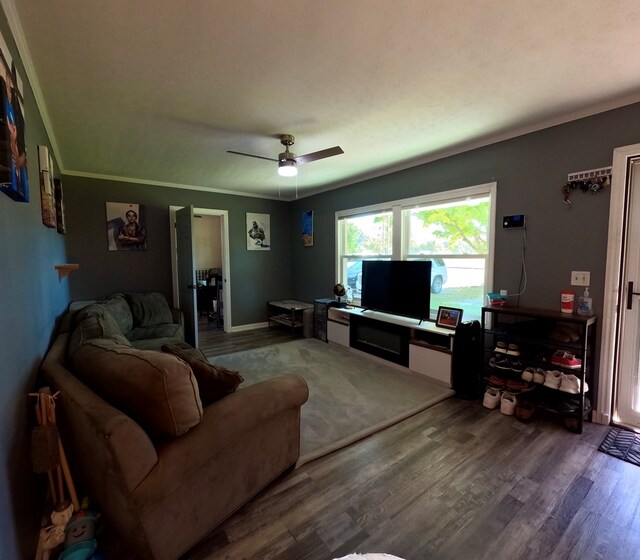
{"left": 597, "top": 143, "right": 640, "bottom": 425}
{"left": 169, "top": 205, "right": 232, "bottom": 333}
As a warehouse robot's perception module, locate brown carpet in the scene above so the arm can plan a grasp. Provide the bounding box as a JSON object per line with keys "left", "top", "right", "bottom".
{"left": 210, "top": 338, "right": 454, "bottom": 466}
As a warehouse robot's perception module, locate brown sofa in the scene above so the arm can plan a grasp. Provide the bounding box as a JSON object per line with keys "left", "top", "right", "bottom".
{"left": 41, "top": 294, "right": 309, "bottom": 559}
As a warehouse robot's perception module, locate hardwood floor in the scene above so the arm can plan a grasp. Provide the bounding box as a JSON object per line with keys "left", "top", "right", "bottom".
{"left": 183, "top": 397, "right": 640, "bottom": 560}
{"left": 198, "top": 318, "right": 303, "bottom": 357}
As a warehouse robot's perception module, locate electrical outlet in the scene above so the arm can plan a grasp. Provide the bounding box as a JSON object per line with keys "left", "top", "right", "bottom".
{"left": 571, "top": 271, "right": 590, "bottom": 286}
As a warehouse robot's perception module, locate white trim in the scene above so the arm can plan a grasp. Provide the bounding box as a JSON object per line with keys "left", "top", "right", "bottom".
{"left": 335, "top": 182, "right": 495, "bottom": 219}
{"left": 169, "top": 205, "right": 232, "bottom": 333}
{"left": 230, "top": 322, "right": 269, "bottom": 332}
{"left": 66, "top": 169, "right": 281, "bottom": 200}
{"left": 598, "top": 143, "right": 640, "bottom": 425}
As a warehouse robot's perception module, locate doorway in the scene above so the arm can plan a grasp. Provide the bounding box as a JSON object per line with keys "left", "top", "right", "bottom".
{"left": 599, "top": 143, "right": 640, "bottom": 429}
{"left": 169, "top": 206, "right": 232, "bottom": 347}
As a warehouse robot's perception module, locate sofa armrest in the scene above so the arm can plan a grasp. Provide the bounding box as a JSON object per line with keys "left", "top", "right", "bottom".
{"left": 42, "top": 334, "right": 158, "bottom": 492}
{"left": 134, "top": 375, "right": 308, "bottom": 502}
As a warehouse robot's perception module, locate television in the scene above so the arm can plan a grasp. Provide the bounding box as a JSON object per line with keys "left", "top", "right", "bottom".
{"left": 361, "top": 260, "right": 432, "bottom": 321}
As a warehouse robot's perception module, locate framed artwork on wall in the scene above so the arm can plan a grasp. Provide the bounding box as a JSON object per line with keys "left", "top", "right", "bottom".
{"left": 0, "top": 29, "right": 28, "bottom": 203}
{"left": 106, "top": 202, "right": 147, "bottom": 251}
{"left": 436, "top": 306, "right": 463, "bottom": 330}
{"left": 302, "top": 210, "right": 313, "bottom": 247}
{"left": 38, "top": 145, "right": 56, "bottom": 228}
{"left": 246, "top": 212, "right": 270, "bottom": 250}
{"left": 54, "top": 178, "right": 66, "bottom": 234}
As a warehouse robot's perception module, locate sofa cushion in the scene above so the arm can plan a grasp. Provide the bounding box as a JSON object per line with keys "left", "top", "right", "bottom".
{"left": 130, "top": 336, "right": 186, "bottom": 351}
{"left": 97, "top": 294, "right": 134, "bottom": 333}
{"left": 127, "top": 323, "right": 184, "bottom": 343}
{"left": 126, "top": 292, "right": 173, "bottom": 328}
{"left": 72, "top": 338, "right": 203, "bottom": 437}
{"left": 68, "top": 311, "right": 132, "bottom": 358}
{"left": 161, "top": 343, "right": 244, "bottom": 406}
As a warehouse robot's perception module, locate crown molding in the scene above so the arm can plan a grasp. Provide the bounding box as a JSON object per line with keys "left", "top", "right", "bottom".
{"left": 63, "top": 169, "right": 287, "bottom": 201}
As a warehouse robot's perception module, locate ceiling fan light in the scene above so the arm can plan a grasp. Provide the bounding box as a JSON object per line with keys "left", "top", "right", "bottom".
{"left": 278, "top": 159, "right": 298, "bottom": 177}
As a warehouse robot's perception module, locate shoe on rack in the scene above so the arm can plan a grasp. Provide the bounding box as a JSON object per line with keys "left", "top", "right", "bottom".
{"left": 559, "top": 374, "right": 589, "bottom": 394}
{"left": 490, "top": 355, "right": 511, "bottom": 370}
{"left": 506, "top": 343, "right": 521, "bottom": 356}
{"left": 550, "top": 350, "right": 582, "bottom": 370}
{"left": 506, "top": 379, "right": 535, "bottom": 394}
{"left": 515, "top": 400, "right": 536, "bottom": 421}
{"left": 509, "top": 358, "right": 525, "bottom": 373}
{"left": 500, "top": 391, "right": 517, "bottom": 415}
{"left": 494, "top": 340, "right": 508, "bottom": 354}
{"left": 486, "top": 375, "right": 507, "bottom": 389}
{"left": 521, "top": 367, "right": 535, "bottom": 382}
{"left": 543, "top": 370, "right": 563, "bottom": 389}
{"left": 533, "top": 368, "right": 546, "bottom": 384}
{"left": 483, "top": 387, "right": 501, "bottom": 409}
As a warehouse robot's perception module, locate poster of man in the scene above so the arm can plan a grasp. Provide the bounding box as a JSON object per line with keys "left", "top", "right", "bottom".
{"left": 246, "top": 212, "right": 270, "bottom": 250}
{"left": 106, "top": 202, "right": 147, "bottom": 251}
{"left": 0, "top": 30, "right": 28, "bottom": 202}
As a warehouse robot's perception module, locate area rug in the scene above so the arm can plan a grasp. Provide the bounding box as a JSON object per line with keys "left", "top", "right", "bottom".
{"left": 210, "top": 338, "right": 453, "bottom": 466}
{"left": 599, "top": 427, "right": 640, "bottom": 467}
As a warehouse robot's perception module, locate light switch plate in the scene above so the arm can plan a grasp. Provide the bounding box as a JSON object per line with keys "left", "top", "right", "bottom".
{"left": 571, "top": 271, "right": 590, "bottom": 286}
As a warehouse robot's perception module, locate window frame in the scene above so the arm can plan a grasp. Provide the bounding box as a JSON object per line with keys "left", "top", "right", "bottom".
{"left": 335, "top": 182, "right": 497, "bottom": 317}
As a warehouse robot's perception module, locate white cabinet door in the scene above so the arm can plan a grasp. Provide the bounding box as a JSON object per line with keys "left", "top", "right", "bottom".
{"left": 327, "top": 320, "right": 350, "bottom": 346}
{"left": 409, "top": 344, "right": 451, "bottom": 387}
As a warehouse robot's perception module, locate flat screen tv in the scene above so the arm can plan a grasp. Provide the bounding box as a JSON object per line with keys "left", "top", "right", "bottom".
{"left": 361, "top": 260, "right": 432, "bottom": 321}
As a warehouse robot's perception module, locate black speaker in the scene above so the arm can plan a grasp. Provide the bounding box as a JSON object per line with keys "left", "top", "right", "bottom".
{"left": 451, "top": 320, "right": 483, "bottom": 399}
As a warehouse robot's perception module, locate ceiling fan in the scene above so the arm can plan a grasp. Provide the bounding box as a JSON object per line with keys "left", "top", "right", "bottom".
{"left": 227, "top": 134, "right": 344, "bottom": 177}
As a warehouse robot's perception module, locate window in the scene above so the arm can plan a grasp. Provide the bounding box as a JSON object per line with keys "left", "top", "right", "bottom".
{"left": 336, "top": 183, "right": 496, "bottom": 321}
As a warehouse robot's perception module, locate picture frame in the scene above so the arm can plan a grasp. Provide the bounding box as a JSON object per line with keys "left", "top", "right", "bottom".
{"left": 53, "top": 178, "right": 66, "bottom": 234}
{"left": 0, "top": 30, "right": 29, "bottom": 203}
{"left": 105, "top": 202, "right": 147, "bottom": 251}
{"left": 246, "top": 212, "right": 270, "bottom": 250}
{"left": 302, "top": 210, "right": 313, "bottom": 247}
{"left": 38, "top": 145, "right": 56, "bottom": 228}
{"left": 435, "top": 306, "right": 463, "bottom": 330}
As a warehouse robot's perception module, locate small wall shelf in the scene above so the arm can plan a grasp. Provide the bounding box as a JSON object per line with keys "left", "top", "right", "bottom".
{"left": 55, "top": 264, "right": 80, "bottom": 281}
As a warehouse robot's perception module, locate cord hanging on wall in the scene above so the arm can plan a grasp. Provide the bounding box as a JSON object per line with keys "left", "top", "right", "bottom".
{"left": 562, "top": 165, "right": 612, "bottom": 206}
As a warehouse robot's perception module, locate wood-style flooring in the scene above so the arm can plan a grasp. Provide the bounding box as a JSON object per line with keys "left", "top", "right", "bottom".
{"left": 184, "top": 397, "right": 640, "bottom": 560}
{"left": 198, "top": 317, "right": 303, "bottom": 358}
{"left": 107, "top": 325, "right": 640, "bottom": 559}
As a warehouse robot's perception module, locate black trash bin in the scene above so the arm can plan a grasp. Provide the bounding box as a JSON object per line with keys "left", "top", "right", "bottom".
{"left": 451, "top": 320, "right": 483, "bottom": 399}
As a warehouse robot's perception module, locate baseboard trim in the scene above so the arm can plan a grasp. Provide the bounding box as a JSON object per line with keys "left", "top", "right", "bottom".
{"left": 229, "top": 322, "right": 269, "bottom": 333}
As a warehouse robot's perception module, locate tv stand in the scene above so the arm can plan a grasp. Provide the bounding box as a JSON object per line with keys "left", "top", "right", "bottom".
{"left": 327, "top": 307, "right": 454, "bottom": 386}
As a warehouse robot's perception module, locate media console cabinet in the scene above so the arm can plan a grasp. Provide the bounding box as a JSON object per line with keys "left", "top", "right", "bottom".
{"left": 327, "top": 307, "right": 455, "bottom": 386}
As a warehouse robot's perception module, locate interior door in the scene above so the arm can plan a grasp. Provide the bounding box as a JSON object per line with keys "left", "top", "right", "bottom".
{"left": 616, "top": 159, "right": 640, "bottom": 428}
{"left": 176, "top": 206, "right": 198, "bottom": 347}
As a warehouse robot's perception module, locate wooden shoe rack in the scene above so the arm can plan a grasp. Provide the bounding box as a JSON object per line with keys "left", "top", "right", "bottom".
{"left": 481, "top": 305, "right": 597, "bottom": 433}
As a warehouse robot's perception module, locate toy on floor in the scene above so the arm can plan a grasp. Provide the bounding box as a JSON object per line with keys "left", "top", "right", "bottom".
{"left": 60, "top": 499, "right": 99, "bottom": 560}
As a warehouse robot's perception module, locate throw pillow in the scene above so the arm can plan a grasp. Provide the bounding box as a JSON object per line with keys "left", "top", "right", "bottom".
{"left": 72, "top": 338, "right": 203, "bottom": 437}
{"left": 161, "top": 343, "right": 244, "bottom": 405}
{"left": 126, "top": 292, "right": 173, "bottom": 328}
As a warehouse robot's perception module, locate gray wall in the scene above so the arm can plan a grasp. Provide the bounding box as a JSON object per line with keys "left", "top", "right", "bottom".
{"left": 290, "top": 102, "right": 640, "bottom": 322}
{"left": 62, "top": 176, "right": 293, "bottom": 326}
{"left": 0, "top": 10, "right": 68, "bottom": 559}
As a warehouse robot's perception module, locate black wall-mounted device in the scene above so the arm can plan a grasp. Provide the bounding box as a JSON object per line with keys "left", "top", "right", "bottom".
{"left": 502, "top": 214, "right": 526, "bottom": 229}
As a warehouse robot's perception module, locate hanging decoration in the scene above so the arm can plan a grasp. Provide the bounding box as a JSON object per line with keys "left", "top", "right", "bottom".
{"left": 562, "top": 165, "right": 612, "bottom": 206}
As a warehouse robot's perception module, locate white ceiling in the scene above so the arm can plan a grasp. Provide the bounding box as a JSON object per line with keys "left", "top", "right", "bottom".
{"left": 5, "top": 1, "right": 640, "bottom": 200}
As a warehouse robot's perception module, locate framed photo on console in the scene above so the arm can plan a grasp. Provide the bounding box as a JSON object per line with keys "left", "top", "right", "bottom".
{"left": 436, "top": 306, "right": 463, "bottom": 330}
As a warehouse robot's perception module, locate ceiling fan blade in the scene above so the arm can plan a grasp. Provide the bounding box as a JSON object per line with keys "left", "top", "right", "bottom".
{"left": 227, "top": 150, "right": 278, "bottom": 162}
{"left": 295, "top": 146, "right": 344, "bottom": 165}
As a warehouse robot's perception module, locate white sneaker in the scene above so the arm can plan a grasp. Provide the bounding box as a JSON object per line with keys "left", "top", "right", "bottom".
{"left": 500, "top": 391, "right": 517, "bottom": 415}
{"left": 559, "top": 374, "right": 589, "bottom": 394}
{"left": 521, "top": 367, "right": 535, "bottom": 382}
{"left": 533, "top": 368, "right": 546, "bottom": 384}
{"left": 483, "top": 387, "right": 501, "bottom": 409}
{"left": 543, "top": 370, "right": 562, "bottom": 389}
